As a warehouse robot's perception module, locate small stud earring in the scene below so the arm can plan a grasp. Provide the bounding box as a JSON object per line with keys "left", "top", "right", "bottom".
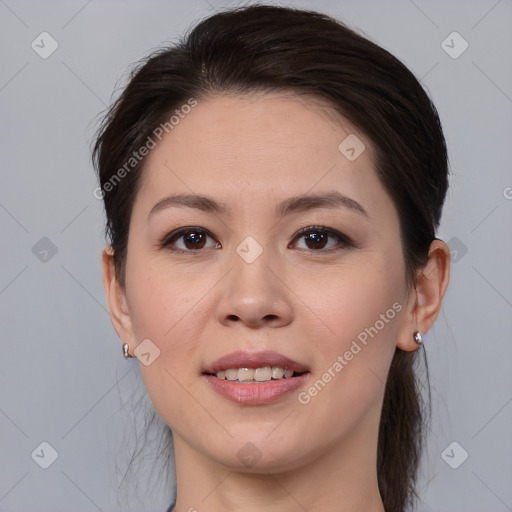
{"left": 413, "top": 331, "right": 423, "bottom": 345}
{"left": 123, "top": 343, "right": 134, "bottom": 359}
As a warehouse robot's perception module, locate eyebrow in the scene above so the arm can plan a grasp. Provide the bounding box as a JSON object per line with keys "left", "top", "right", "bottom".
{"left": 276, "top": 191, "right": 368, "bottom": 218}
{"left": 147, "top": 191, "right": 368, "bottom": 220}
{"left": 148, "top": 194, "right": 228, "bottom": 220}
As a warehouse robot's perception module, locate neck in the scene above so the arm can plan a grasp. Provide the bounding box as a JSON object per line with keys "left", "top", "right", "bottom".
{"left": 171, "top": 420, "right": 385, "bottom": 512}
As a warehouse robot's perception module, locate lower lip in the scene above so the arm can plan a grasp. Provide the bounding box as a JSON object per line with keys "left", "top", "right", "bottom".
{"left": 204, "top": 374, "right": 310, "bottom": 405}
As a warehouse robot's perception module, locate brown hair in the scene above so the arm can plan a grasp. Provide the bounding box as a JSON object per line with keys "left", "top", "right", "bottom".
{"left": 93, "top": 5, "right": 448, "bottom": 511}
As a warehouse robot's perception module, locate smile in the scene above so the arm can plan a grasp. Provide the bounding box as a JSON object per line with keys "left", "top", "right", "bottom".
{"left": 214, "top": 366, "right": 298, "bottom": 382}
{"left": 203, "top": 351, "right": 311, "bottom": 405}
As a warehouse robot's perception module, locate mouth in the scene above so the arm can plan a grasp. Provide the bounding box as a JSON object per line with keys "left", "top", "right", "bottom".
{"left": 206, "top": 366, "right": 307, "bottom": 382}
{"left": 202, "top": 350, "right": 311, "bottom": 405}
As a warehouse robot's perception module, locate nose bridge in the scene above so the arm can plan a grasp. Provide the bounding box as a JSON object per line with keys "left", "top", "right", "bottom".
{"left": 230, "top": 240, "right": 277, "bottom": 302}
{"left": 215, "top": 239, "right": 293, "bottom": 328}
{"left": 229, "top": 228, "right": 275, "bottom": 284}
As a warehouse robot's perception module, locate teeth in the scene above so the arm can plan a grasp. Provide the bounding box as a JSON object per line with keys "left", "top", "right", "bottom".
{"left": 272, "top": 366, "right": 284, "bottom": 379}
{"left": 214, "top": 366, "right": 298, "bottom": 382}
{"left": 254, "top": 366, "right": 272, "bottom": 381}
{"left": 238, "top": 368, "right": 254, "bottom": 382}
{"left": 225, "top": 368, "right": 238, "bottom": 380}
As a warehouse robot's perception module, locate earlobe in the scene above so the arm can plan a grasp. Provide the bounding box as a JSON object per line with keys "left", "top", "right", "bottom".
{"left": 397, "top": 239, "right": 450, "bottom": 352}
{"left": 101, "top": 247, "right": 136, "bottom": 346}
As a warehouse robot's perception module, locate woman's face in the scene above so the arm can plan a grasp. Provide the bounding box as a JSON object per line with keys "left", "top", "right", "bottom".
{"left": 119, "top": 93, "right": 414, "bottom": 472}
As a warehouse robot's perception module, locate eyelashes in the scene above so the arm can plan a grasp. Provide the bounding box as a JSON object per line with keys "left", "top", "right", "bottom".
{"left": 291, "top": 225, "right": 353, "bottom": 251}
{"left": 160, "top": 226, "right": 221, "bottom": 252}
{"left": 160, "top": 225, "right": 354, "bottom": 254}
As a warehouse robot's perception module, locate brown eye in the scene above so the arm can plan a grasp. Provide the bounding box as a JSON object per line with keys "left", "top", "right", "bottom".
{"left": 304, "top": 232, "right": 329, "bottom": 249}
{"left": 162, "top": 227, "right": 221, "bottom": 252}
{"left": 182, "top": 231, "right": 206, "bottom": 249}
{"left": 290, "top": 226, "right": 352, "bottom": 251}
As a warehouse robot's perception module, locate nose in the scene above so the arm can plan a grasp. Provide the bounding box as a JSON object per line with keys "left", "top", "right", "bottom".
{"left": 215, "top": 252, "right": 293, "bottom": 329}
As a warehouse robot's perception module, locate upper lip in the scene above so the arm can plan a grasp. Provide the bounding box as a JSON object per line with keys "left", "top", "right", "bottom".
{"left": 203, "top": 350, "right": 310, "bottom": 374}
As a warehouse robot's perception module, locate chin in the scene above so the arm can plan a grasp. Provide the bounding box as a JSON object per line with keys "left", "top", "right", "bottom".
{"left": 202, "top": 429, "right": 315, "bottom": 474}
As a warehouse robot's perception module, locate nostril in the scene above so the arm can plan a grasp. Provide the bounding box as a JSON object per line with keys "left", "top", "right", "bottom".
{"left": 227, "top": 314, "right": 239, "bottom": 321}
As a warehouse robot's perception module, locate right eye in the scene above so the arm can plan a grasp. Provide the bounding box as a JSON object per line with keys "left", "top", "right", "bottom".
{"left": 161, "top": 227, "right": 221, "bottom": 253}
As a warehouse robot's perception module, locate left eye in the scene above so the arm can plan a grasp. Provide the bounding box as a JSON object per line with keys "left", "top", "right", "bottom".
{"left": 290, "top": 227, "right": 351, "bottom": 251}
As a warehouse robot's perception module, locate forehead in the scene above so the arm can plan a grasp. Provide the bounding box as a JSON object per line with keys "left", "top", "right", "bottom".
{"left": 134, "top": 92, "right": 389, "bottom": 218}
{"left": 155, "top": 92, "right": 370, "bottom": 164}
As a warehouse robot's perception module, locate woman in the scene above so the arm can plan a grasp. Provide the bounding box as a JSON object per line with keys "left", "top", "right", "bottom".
{"left": 93, "top": 4, "right": 450, "bottom": 511}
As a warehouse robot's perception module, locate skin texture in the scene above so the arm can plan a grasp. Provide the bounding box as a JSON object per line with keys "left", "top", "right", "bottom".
{"left": 102, "top": 93, "right": 450, "bottom": 512}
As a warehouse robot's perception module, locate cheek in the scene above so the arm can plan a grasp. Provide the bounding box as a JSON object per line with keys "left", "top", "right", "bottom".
{"left": 123, "top": 262, "right": 207, "bottom": 419}
{"left": 298, "top": 255, "right": 405, "bottom": 349}
{"left": 125, "top": 250, "right": 206, "bottom": 344}
{"left": 125, "top": 261, "right": 210, "bottom": 425}
{"left": 292, "top": 257, "right": 405, "bottom": 418}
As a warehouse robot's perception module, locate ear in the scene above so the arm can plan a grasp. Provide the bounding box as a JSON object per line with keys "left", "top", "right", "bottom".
{"left": 101, "top": 246, "right": 136, "bottom": 348}
{"left": 397, "top": 239, "right": 451, "bottom": 351}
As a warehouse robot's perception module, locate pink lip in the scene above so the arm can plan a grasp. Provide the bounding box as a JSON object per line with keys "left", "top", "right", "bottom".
{"left": 203, "top": 350, "right": 310, "bottom": 405}
{"left": 203, "top": 350, "right": 309, "bottom": 374}
{"left": 204, "top": 373, "right": 310, "bottom": 405}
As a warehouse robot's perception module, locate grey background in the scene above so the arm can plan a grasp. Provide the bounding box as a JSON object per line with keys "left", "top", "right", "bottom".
{"left": 1, "top": 0, "right": 511, "bottom": 511}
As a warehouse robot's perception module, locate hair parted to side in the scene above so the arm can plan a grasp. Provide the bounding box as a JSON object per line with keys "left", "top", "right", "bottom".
{"left": 93, "top": 4, "right": 449, "bottom": 511}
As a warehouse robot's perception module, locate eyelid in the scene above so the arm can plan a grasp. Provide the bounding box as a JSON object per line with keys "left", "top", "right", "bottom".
{"left": 160, "top": 226, "right": 219, "bottom": 249}
{"left": 160, "top": 225, "right": 354, "bottom": 252}
{"left": 289, "top": 225, "right": 354, "bottom": 249}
